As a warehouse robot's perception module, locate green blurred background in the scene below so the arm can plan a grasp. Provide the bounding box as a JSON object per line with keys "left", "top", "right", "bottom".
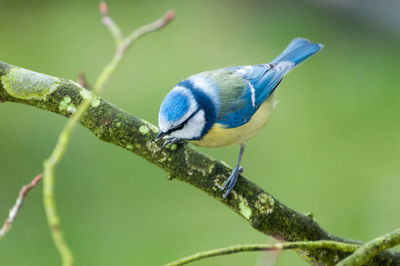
{"left": 1, "top": 0, "right": 400, "bottom": 265}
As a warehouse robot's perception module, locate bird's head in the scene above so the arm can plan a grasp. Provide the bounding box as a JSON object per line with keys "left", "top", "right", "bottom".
{"left": 157, "top": 86, "right": 206, "bottom": 141}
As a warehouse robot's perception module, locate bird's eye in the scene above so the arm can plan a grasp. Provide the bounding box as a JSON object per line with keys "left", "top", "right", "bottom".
{"left": 175, "top": 123, "right": 184, "bottom": 131}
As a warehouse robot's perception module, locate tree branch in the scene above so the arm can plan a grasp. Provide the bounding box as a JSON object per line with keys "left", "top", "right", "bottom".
{"left": 0, "top": 62, "right": 399, "bottom": 265}
{"left": 337, "top": 228, "right": 400, "bottom": 266}
{"left": 166, "top": 241, "right": 360, "bottom": 266}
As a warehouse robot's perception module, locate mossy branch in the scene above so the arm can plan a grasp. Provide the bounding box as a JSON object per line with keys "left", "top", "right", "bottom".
{"left": 167, "top": 229, "right": 400, "bottom": 266}
{"left": 1, "top": 62, "right": 400, "bottom": 265}
{"left": 337, "top": 228, "right": 400, "bottom": 266}
{"left": 166, "top": 241, "right": 360, "bottom": 266}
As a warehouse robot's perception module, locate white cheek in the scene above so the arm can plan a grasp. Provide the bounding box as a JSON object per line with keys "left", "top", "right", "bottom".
{"left": 171, "top": 110, "right": 205, "bottom": 139}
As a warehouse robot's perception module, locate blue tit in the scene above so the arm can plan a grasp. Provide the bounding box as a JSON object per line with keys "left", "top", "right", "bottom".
{"left": 156, "top": 38, "right": 323, "bottom": 198}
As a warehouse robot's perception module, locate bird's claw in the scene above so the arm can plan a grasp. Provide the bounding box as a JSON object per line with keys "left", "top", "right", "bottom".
{"left": 238, "top": 166, "right": 243, "bottom": 174}
{"left": 161, "top": 137, "right": 186, "bottom": 149}
{"left": 221, "top": 166, "right": 243, "bottom": 199}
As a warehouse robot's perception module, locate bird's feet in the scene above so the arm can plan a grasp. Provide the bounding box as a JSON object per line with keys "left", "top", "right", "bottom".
{"left": 221, "top": 166, "right": 243, "bottom": 199}
{"left": 161, "top": 136, "right": 187, "bottom": 149}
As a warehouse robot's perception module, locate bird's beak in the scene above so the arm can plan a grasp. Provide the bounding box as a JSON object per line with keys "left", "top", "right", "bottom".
{"left": 155, "top": 131, "right": 167, "bottom": 141}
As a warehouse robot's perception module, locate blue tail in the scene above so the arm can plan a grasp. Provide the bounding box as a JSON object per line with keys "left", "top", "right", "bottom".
{"left": 271, "top": 38, "right": 323, "bottom": 66}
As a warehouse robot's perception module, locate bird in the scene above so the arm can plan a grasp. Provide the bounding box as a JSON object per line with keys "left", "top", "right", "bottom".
{"left": 156, "top": 38, "right": 323, "bottom": 199}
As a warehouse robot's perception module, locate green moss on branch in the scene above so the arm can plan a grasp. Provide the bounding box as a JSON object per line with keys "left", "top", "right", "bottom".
{"left": 166, "top": 241, "right": 360, "bottom": 266}
{"left": 1, "top": 61, "right": 399, "bottom": 265}
{"left": 337, "top": 228, "right": 400, "bottom": 266}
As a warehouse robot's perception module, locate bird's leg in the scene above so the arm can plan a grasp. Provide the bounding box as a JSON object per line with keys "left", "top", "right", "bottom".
{"left": 221, "top": 143, "right": 246, "bottom": 199}
{"left": 161, "top": 136, "right": 187, "bottom": 148}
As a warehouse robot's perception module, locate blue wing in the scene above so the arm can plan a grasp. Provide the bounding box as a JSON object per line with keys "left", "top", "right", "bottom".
{"left": 217, "top": 62, "right": 294, "bottom": 128}
{"left": 216, "top": 38, "right": 323, "bottom": 128}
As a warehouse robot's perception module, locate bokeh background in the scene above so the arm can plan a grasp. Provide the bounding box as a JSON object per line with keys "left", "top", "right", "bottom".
{"left": 1, "top": 0, "right": 400, "bottom": 265}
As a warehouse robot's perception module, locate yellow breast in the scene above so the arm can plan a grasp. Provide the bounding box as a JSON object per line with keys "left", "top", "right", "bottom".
{"left": 190, "top": 97, "right": 275, "bottom": 148}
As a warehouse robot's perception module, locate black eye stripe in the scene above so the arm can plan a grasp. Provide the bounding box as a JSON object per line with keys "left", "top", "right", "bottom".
{"left": 175, "top": 124, "right": 184, "bottom": 130}
{"left": 168, "top": 108, "right": 201, "bottom": 133}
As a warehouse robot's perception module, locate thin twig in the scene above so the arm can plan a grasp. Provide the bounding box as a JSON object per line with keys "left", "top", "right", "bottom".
{"left": 165, "top": 241, "right": 360, "bottom": 266}
{"left": 42, "top": 3, "right": 174, "bottom": 266}
{"left": 0, "top": 174, "right": 43, "bottom": 240}
{"left": 258, "top": 239, "right": 284, "bottom": 266}
{"left": 120, "top": 9, "right": 175, "bottom": 57}
{"left": 100, "top": 2, "right": 123, "bottom": 47}
{"left": 337, "top": 228, "right": 400, "bottom": 266}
